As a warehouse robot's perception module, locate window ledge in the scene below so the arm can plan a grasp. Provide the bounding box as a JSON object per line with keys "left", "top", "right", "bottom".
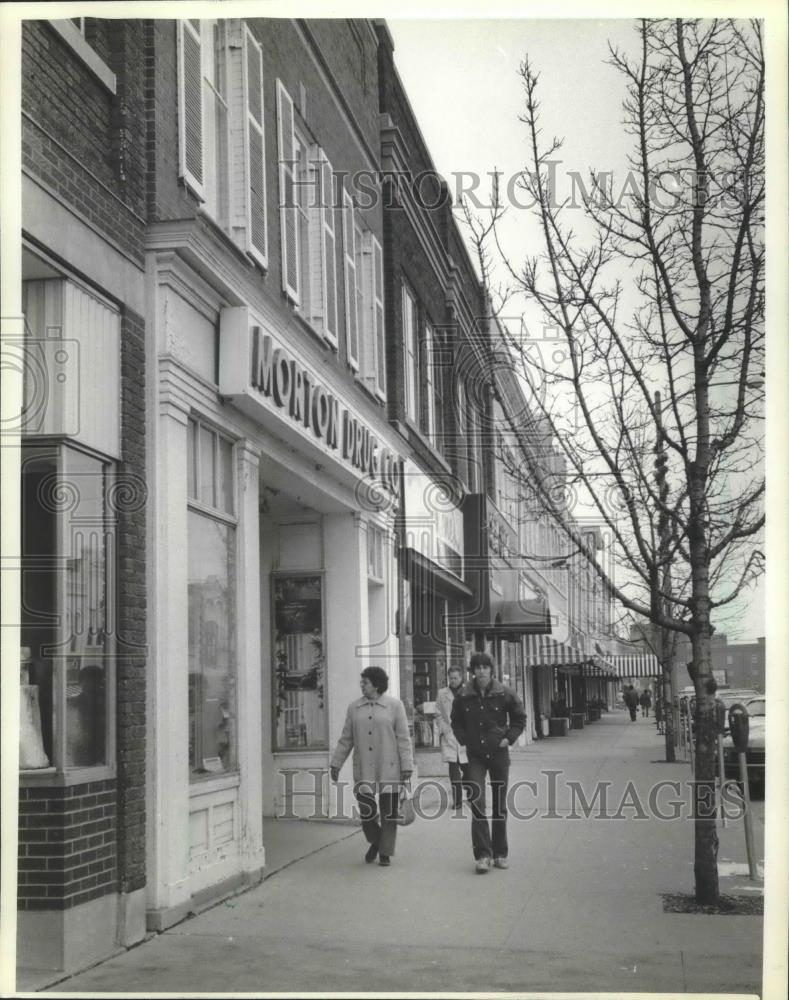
{"left": 19, "top": 765, "right": 116, "bottom": 787}
{"left": 189, "top": 772, "right": 241, "bottom": 795}
{"left": 353, "top": 374, "right": 386, "bottom": 406}
{"left": 48, "top": 21, "right": 117, "bottom": 95}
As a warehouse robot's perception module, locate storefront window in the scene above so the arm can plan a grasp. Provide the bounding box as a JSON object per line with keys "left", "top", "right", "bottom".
{"left": 187, "top": 419, "right": 238, "bottom": 778}
{"left": 20, "top": 444, "right": 114, "bottom": 771}
{"left": 273, "top": 574, "right": 327, "bottom": 750}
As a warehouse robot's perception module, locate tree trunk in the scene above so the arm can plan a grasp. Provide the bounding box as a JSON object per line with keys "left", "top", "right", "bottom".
{"left": 691, "top": 620, "right": 719, "bottom": 903}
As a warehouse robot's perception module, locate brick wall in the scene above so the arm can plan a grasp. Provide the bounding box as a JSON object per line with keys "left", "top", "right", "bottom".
{"left": 21, "top": 20, "right": 147, "bottom": 265}
{"left": 116, "top": 307, "right": 147, "bottom": 894}
{"left": 18, "top": 781, "right": 118, "bottom": 911}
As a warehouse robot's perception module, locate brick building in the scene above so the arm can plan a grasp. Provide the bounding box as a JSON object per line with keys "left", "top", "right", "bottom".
{"left": 16, "top": 14, "right": 605, "bottom": 975}
{"left": 19, "top": 17, "right": 148, "bottom": 972}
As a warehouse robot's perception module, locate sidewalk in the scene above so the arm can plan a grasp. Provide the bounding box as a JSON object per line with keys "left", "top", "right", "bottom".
{"left": 19, "top": 712, "right": 768, "bottom": 996}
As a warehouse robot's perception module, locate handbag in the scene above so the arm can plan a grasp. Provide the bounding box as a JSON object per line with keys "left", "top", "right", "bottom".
{"left": 395, "top": 781, "right": 416, "bottom": 826}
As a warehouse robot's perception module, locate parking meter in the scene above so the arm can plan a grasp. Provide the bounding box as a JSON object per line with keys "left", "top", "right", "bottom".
{"left": 728, "top": 703, "right": 749, "bottom": 752}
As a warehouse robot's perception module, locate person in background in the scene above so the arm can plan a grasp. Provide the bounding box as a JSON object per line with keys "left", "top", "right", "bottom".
{"left": 436, "top": 665, "right": 469, "bottom": 816}
{"left": 451, "top": 652, "right": 526, "bottom": 874}
{"left": 330, "top": 667, "right": 414, "bottom": 868}
{"left": 639, "top": 688, "right": 652, "bottom": 717}
{"left": 623, "top": 685, "right": 639, "bottom": 722}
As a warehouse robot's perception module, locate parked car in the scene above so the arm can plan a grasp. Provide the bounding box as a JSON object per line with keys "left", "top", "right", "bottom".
{"left": 721, "top": 695, "right": 765, "bottom": 786}
{"left": 717, "top": 687, "right": 761, "bottom": 708}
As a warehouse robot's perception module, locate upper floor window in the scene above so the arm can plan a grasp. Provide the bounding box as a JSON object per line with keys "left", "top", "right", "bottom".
{"left": 276, "top": 81, "right": 344, "bottom": 352}
{"left": 349, "top": 213, "right": 385, "bottom": 400}
{"left": 403, "top": 284, "right": 419, "bottom": 424}
{"left": 422, "top": 323, "right": 449, "bottom": 453}
{"left": 49, "top": 19, "right": 116, "bottom": 93}
{"left": 177, "top": 20, "right": 267, "bottom": 267}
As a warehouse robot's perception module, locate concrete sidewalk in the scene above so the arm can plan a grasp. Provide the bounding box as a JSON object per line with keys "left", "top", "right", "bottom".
{"left": 19, "top": 712, "right": 769, "bottom": 996}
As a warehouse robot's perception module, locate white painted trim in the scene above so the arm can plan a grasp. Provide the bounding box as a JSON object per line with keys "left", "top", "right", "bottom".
{"left": 48, "top": 21, "right": 116, "bottom": 94}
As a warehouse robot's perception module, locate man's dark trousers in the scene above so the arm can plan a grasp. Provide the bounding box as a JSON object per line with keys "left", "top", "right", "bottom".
{"left": 466, "top": 747, "right": 509, "bottom": 859}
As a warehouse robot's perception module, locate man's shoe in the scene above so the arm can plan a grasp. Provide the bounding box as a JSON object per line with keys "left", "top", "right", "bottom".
{"left": 365, "top": 843, "right": 379, "bottom": 864}
{"left": 493, "top": 857, "right": 509, "bottom": 869}
{"left": 475, "top": 857, "right": 492, "bottom": 874}
{"left": 378, "top": 855, "right": 391, "bottom": 867}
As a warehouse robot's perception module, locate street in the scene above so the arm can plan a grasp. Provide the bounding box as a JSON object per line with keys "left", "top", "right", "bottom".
{"left": 34, "top": 712, "right": 765, "bottom": 997}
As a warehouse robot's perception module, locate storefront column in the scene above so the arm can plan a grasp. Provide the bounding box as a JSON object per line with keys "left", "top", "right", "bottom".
{"left": 235, "top": 443, "right": 265, "bottom": 874}
{"left": 147, "top": 399, "right": 191, "bottom": 927}
{"left": 324, "top": 513, "right": 368, "bottom": 815}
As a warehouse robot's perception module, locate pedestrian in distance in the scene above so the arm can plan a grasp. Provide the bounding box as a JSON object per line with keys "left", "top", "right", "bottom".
{"left": 623, "top": 685, "right": 639, "bottom": 722}
{"left": 450, "top": 652, "right": 526, "bottom": 874}
{"left": 639, "top": 688, "right": 652, "bottom": 717}
{"left": 330, "top": 667, "right": 414, "bottom": 868}
{"left": 436, "top": 665, "right": 469, "bottom": 815}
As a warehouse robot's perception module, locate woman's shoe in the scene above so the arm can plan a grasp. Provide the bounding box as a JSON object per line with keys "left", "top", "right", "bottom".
{"left": 365, "top": 843, "right": 379, "bottom": 863}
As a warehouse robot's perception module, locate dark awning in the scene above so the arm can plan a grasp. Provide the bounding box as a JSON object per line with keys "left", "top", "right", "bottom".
{"left": 491, "top": 597, "right": 552, "bottom": 635}
{"left": 404, "top": 547, "right": 473, "bottom": 599}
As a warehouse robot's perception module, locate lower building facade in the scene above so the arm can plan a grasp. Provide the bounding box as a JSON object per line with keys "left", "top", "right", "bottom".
{"left": 143, "top": 227, "right": 403, "bottom": 927}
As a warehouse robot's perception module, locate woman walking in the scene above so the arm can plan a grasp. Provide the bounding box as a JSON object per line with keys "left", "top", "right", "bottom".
{"left": 436, "top": 665, "right": 469, "bottom": 815}
{"left": 330, "top": 667, "right": 414, "bottom": 867}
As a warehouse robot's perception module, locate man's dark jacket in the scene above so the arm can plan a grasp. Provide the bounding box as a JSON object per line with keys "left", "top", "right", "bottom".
{"left": 450, "top": 678, "right": 527, "bottom": 759}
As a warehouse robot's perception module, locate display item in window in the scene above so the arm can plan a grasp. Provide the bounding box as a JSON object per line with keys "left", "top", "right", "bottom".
{"left": 19, "top": 648, "right": 49, "bottom": 769}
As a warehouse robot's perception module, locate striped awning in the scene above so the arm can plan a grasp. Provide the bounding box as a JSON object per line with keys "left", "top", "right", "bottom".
{"left": 607, "top": 653, "right": 660, "bottom": 678}
{"left": 524, "top": 635, "right": 592, "bottom": 669}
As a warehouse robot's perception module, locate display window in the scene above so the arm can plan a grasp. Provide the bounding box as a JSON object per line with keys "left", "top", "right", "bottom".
{"left": 272, "top": 573, "right": 327, "bottom": 750}
{"left": 20, "top": 443, "right": 115, "bottom": 775}
{"left": 187, "top": 418, "right": 238, "bottom": 778}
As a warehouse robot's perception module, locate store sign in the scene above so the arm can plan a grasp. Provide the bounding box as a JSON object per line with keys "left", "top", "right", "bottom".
{"left": 486, "top": 506, "right": 519, "bottom": 563}
{"left": 219, "top": 309, "right": 401, "bottom": 498}
{"left": 403, "top": 462, "right": 464, "bottom": 577}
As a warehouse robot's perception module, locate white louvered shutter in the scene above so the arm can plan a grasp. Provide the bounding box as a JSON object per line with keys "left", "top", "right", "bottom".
{"left": 243, "top": 25, "right": 267, "bottom": 267}
{"left": 342, "top": 189, "right": 359, "bottom": 371}
{"left": 306, "top": 145, "right": 325, "bottom": 328}
{"left": 358, "top": 231, "right": 375, "bottom": 388}
{"left": 276, "top": 80, "right": 300, "bottom": 303}
{"left": 372, "top": 235, "right": 386, "bottom": 399}
{"left": 320, "top": 155, "right": 338, "bottom": 347}
{"left": 177, "top": 20, "right": 204, "bottom": 198}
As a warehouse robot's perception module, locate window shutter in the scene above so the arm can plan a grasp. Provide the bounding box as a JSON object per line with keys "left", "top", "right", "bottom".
{"left": 372, "top": 236, "right": 386, "bottom": 400}
{"left": 177, "top": 19, "right": 204, "bottom": 198}
{"left": 424, "top": 323, "right": 435, "bottom": 441}
{"left": 242, "top": 26, "right": 267, "bottom": 267}
{"left": 342, "top": 190, "right": 359, "bottom": 371}
{"left": 358, "top": 231, "right": 376, "bottom": 389}
{"left": 276, "top": 80, "right": 300, "bottom": 303}
{"left": 320, "top": 155, "right": 338, "bottom": 347}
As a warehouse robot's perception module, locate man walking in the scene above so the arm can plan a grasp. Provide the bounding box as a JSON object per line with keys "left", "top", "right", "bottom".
{"left": 623, "top": 685, "right": 639, "bottom": 722}
{"left": 451, "top": 652, "right": 526, "bottom": 874}
{"left": 436, "top": 665, "right": 469, "bottom": 815}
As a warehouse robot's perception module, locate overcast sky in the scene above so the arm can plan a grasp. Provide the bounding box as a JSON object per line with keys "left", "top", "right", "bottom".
{"left": 388, "top": 17, "right": 766, "bottom": 643}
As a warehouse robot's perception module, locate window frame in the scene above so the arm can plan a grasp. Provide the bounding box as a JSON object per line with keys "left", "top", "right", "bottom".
{"left": 19, "top": 439, "right": 118, "bottom": 785}
{"left": 186, "top": 418, "right": 240, "bottom": 781}
{"left": 49, "top": 19, "right": 116, "bottom": 94}
{"left": 271, "top": 571, "right": 329, "bottom": 753}
{"left": 402, "top": 283, "right": 419, "bottom": 424}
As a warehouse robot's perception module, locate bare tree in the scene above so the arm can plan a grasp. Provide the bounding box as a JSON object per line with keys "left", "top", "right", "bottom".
{"left": 477, "top": 18, "right": 764, "bottom": 904}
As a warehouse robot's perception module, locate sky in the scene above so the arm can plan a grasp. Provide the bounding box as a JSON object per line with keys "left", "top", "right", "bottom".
{"left": 387, "top": 17, "right": 767, "bottom": 643}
